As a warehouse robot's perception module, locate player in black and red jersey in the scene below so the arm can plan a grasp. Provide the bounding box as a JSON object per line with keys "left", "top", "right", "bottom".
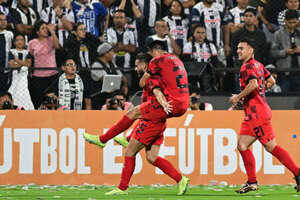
{"left": 230, "top": 38, "right": 300, "bottom": 194}
{"left": 104, "top": 52, "right": 189, "bottom": 195}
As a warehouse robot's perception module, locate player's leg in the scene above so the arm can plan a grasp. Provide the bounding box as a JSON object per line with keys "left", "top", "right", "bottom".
{"left": 105, "top": 137, "right": 145, "bottom": 195}
{"left": 84, "top": 105, "right": 142, "bottom": 148}
{"left": 114, "top": 121, "right": 141, "bottom": 148}
{"left": 145, "top": 144, "right": 189, "bottom": 195}
{"left": 236, "top": 133, "right": 258, "bottom": 194}
{"left": 263, "top": 138, "right": 300, "bottom": 192}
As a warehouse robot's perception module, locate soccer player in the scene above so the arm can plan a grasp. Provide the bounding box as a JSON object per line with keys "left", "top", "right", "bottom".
{"left": 229, "top": 38, "right": 300, "bottom": 194}
{"left": 83, "top": 40, "right": 189, "bottom": 148}
{"left": 105, "top": 52, "right": 189, "bottom": 195}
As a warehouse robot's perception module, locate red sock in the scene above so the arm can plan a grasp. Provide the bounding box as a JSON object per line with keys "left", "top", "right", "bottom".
{"left": 118, "top": 157, "right": 136, "bottom": 191}
{"left": 153, "top": 156, "right": 182, "bottom": 183}
{"left": 100, "top": 115, "right": 134, "bottom": 143}
{"left": 240, "top": 149, "right": 257, "bottom": 183}
{"left": 271, "top": 145, "right": 299, "bottom": 176}
{"left": 126, "top": 134, "right": 132, "bottom": 142}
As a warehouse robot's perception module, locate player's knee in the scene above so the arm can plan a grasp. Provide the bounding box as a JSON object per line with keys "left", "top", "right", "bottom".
{"left": 237, "top": 143, "right": 248, "bottom": 151}
{"left": 126, "top": 106, "right": 139, "bottom": 119}
{"left": 146, "top": 154, "right": 156, "bottom": 165}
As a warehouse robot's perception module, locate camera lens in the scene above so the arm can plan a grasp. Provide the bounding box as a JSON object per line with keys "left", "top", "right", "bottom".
{"left": 3, "top": 100, "right": 12, "bottom": 110}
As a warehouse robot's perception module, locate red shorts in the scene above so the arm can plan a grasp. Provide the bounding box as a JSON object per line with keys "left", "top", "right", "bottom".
{"left": 131, "top": 119, "right": 166, "bottom": 146}
{"left": 139, "top": 99, "right": 188, "bottom": 122}
{"left": 239, "top": 117, "right": 275, "bottom": 144}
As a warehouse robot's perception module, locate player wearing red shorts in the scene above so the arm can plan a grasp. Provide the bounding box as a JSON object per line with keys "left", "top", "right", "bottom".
{"left": 83, "top": 40, "right": 188, "bottom": 148}
{"left": 230, "top": 38, "right": 300, "bottom": 193}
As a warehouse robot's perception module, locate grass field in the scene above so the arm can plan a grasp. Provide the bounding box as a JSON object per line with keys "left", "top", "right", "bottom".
{"left": 0, "top": 184, "right": 299, "bottom": 200}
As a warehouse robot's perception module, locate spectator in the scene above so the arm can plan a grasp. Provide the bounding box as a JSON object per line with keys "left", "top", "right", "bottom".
{"left": 135, "top": 0, "right": 161, "bottom": 50}
{"left": 8, "top": 33, "right": 34, "bottom": 110}
{"left": 28, "top": 20, "right": 60, "bottom": 109}
{"left": 163, "top": 0, "right": 196, "bottom": 16}
{"left": 104, "top": 9, "right": 136, "bottom": 88}
{"left": 64, "top": 22, "right": 101, "bottom": 81}
{"left": 258, "top": 0, "right": 285, "bottom": 43}
{"left": 271, "top": 10, "right": 300, "bottom": 92}
{"left": 146, "top": 20, "right": 181, "bottom": 57}
{"left": 50, "top": 58, "right": 91, "bottom": 110}
{"left": 71, "top": 0, "right": 108, "bottom": 38}
{"left": 11, "top": 0, "right": 39, "bottom": 44}
{"left": 265, "top": 64, "right": 282, "bottom": 93}
{"left": 183, "top": 25, "right": 218, "bottom": 63}
{"left": 11, "top": 0, "right": 52, "bottom": 14}
{"left": 0, "top": 0, "right": 11, "bottom": 27}
{"left": 224, "top": 0, "right": 256, "bottom": 56}
{"left": 38, "top": 87, "right": 68, "bottom": 110}
{"left": 189, "top": 0, "right": 227, "bottom": 66}
{"left": 230, "top": 8, "right": 267, "bottom": 65}
{"left": 188, "top": 84, "right": 213, "bottom": 110}
{"left": 0, "top": 12, "right": 13, "bottom": 92}
{"left": 0, "top": 91, "right": 24, "bottom": 110}
{"left": 41, "top": 0, "right": 74, "bottom": 46}
{"left": 182, "top": 25, "right": 220, "bottom": 91}
{"left": 90, "top": 43, "right": 128, "bottom": 109}
{"left": 163, "top": 0, "right": 189, "bottom": 50}
{"left": 106, "top": 0, "right": 142, "bottom": 31}
{"left": 102, "top": 89, "right": 134, "bottom": 110}
{"left": 278, "top": 0, "right": 300, "bottom": 28}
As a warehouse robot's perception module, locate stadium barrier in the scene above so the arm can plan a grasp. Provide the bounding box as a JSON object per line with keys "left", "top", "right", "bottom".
{"left": 0, "top": 110, "right": 299, "bottom": 185}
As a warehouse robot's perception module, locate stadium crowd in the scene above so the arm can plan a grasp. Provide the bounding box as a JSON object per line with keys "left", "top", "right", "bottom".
{"left": 0, "top": 0, "right": 300, "bottom": 110}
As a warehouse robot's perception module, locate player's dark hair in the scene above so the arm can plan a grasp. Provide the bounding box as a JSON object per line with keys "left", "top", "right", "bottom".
{"left": 0, "top": 91, "right": 13, "bottom": 101}
{"left": 239, "top": 38, "right": 256, "bottom": 52}
{"left": 285, "top": 9, "right": 299, "bottom": 20}
{"left": 135, "top": 52, "right": 152, "bottom": 63}
{"left": 148, "top": 40, "right": 167, "bottom": 51}
{"left": 244, "top": 8, "right": 257, "bottom": 16}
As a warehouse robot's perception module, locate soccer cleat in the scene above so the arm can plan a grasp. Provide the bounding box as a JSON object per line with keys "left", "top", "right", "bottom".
{"left": 114, "top": 136, "right": 129, "bottom": 148}
{"left": 235, "top": 182, "right": 259, "bottom": 194}
{"left": 83, "top": 133, "right": 106, "bottom": 148}
{"left": 294, "top": 169, "right": 300, "bottom": 192}
{"left": 105, "top": 188, "right": 128, "bottom": 195}
{"left": 177, "top": 176, "right": 190, "bottom": 195}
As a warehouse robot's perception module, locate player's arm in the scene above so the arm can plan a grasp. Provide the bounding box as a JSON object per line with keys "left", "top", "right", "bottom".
{"left": 265, "top": 75, "right": 275, "bottom": 90}
{"left": 153, "top": 87, "right": 173, "bottom": 114}
{"left": 229, "top": 79, "right": 258, "bottom": 106}
{"left": 139, "top": 72, "right": 151, "bottom": 88}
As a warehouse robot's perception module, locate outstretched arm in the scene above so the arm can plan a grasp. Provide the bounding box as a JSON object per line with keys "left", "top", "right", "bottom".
{"left": 265, "top": 75, "right": 275, "bottom": 90}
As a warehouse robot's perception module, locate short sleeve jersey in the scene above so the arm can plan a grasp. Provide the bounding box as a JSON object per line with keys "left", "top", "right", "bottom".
{"left": 141, "top": 75, "right": 168, "bottom": 103}
{"left": 239, "top": 58, "right": 271, "bottom": 120}
{"left": 147, "top": 53, "right": 189, "bottom": 102}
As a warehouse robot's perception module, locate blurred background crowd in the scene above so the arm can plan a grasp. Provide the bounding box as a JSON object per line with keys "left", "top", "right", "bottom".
{"left": 0, "top": 0, "right": 299, "bottom": 110}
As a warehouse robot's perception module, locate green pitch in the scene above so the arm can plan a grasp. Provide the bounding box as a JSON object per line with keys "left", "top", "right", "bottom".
{"left": 0, "top": 185, "right": 299, "bottom": 200}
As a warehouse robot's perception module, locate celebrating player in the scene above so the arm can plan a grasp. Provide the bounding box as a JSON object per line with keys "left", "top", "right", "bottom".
{"left": 83, "top": 40, "right": 189, "bottom": 148}
{"left": 105, "top": 52, "right": 189, "bottom": 195}
{"left": 229, "top": 38, "right": 300, "bottom": 193}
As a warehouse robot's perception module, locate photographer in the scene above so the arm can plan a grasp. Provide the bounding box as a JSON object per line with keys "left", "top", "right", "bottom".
{"left": 39, "top": 88, "right": 68, "bottom": 110}
{"left": 188, "top": 85, "right": 213, "bottom": 111}
{"left": 0, "top": 91, "right": 24, "bottom": 110}
{"left": 102, "top": 90, "right": 134, "bottom": 110}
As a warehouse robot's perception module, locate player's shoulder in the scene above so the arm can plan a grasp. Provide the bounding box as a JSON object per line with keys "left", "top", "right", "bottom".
{"left": 150, "top": 55, "right": 165, "bottom": 65}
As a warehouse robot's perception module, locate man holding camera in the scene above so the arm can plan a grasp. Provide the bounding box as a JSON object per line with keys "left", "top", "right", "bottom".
{"left": 38, "top": 87, "right": 68, "bottom": 110}
{"left": 0, "top": 91, "right": 24, "bottom": 110}
{"left": 102, "top": 90, "right": 134, "bottom": 110}
{"left": 188, "top": 85, "right": 213, "bottom": 111}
